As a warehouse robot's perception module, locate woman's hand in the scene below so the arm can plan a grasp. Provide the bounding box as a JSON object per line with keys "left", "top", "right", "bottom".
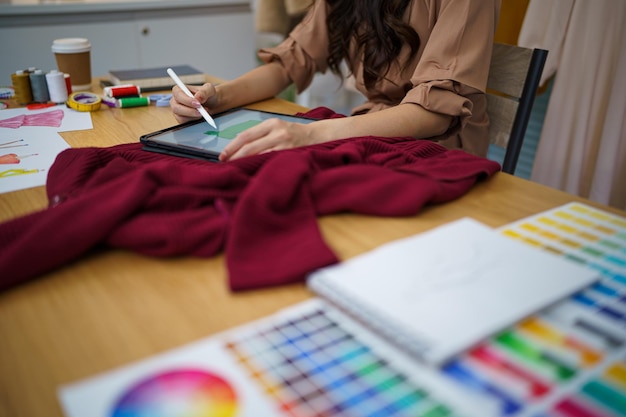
{"left": 170, "top": 83, "right": 218, "bottom": 124}
{"left": 218, "top": 103, "right": 453, "bottom": 162}
{"left": 169, "top": 63, "right": 292, "bottom": 125}
{"left": 219, "top": 118, "right": 317, "bottom": 161}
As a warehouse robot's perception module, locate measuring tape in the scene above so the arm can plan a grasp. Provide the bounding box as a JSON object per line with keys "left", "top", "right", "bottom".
{"left": 66, "top": 92, "right": 102, "bottom": 112}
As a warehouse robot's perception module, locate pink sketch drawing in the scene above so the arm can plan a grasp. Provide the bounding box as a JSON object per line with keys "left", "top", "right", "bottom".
{"left": 0, "top": 109, "right": 64, "bottom": 129}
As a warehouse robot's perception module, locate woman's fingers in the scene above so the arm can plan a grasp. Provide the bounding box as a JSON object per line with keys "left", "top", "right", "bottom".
{"left": 220, "top": 119, "right": 310, "bottom": 161}
{"left": 170, "top": 83, "right": 216, "bottom": 123}
{"left": 220, "top": 120, "right": 276, "bottom": 160}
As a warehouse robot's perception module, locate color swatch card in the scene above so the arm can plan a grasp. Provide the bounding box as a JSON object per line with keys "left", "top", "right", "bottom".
{"left": 474, "top": 202, "right": 626, "bottom": 417}
{"left": 308, "top": 218, "right": 600, "bottom": 366}
{"left": 59, "top": 299, "right": 496, "bottom": 417}
{"left": 434, "top": 202, "right": 626, "bottom": 417}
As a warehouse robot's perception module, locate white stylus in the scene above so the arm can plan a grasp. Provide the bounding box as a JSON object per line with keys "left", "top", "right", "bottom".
{"left": 167, "top": 67, "right": 217, "bottom": 129}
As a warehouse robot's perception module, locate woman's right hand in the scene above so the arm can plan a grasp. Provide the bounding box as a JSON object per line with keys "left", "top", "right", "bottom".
{"left": 170, "top": 82, "right": 219, "bottom": 124}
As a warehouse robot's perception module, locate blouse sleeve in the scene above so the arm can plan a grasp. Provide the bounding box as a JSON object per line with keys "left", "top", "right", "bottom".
{"left": 402, "top": 0, "right": 500, "bottom": 126}
{"left": 257, "top": 0, "right": 329, "bottom": 94}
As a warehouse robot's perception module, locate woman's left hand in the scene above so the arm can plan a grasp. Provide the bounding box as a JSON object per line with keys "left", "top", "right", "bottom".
{"left": 219, "top": 118, "right": 316, "bottom": 161}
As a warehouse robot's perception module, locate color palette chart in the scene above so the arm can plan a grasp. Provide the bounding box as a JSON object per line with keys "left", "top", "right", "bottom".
{"left": 60, "top": 299, "right": 493, "bottom": 417}
{"left": 224, "top": 307, "right": 464, "bottom": 417}
{"left": 437, "top": 203, "right": 626, "bottom": 417}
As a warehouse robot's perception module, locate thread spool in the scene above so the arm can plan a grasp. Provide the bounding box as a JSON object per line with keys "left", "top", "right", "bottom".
{"left": 11, "top": 70, "right": 33, "bottom": 104}
{"left": 29, "top": 69, "right": 50, "bottom": 103}
{"left": 117, "top": 96, "right": 149, "bottom": 108}
{"left": 46, "top": 70, "right": 69, "bottom": 103}
{"left": 104, "top": 85, "right": 141, "bottom": 98}
{"left": 64, "top": 73, "right": 72, "bottom": 95}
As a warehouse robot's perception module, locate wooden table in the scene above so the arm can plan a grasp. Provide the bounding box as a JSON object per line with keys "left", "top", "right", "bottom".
{"left": 0, "top": 79, "right": 624, "bottom": 417}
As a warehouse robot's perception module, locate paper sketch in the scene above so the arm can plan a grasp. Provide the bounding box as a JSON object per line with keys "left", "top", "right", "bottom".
{"left": 0, "top": 105, "right": 92, "bottom": 194}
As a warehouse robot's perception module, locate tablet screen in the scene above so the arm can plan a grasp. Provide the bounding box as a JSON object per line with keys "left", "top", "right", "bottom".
{"left": 140, "top": 108, "right": 316, "bottom": 159}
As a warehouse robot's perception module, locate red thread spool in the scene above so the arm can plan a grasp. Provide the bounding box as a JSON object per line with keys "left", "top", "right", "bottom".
{"left": 64, "top": 73, "right": 72, "bottom": 94}
{"left": 105, "top": 85, "right": 141, "bottom": 98}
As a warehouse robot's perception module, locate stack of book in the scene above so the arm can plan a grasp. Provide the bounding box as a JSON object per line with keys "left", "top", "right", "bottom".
{"left": 107, "top": 65, "right": 205, "bottom": 91}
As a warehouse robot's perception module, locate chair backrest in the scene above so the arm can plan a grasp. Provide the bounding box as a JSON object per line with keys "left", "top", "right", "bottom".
{"left": 486, "top": 43, "right": 548, "bottom": 174}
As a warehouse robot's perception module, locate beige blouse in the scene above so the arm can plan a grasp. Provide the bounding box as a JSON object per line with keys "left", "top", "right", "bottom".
{"left": 258, "top": 0, "right": 501, "bottom": 157}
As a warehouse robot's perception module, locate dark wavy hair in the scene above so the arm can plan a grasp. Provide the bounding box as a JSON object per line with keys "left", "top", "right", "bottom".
{"left": 325, "top": 0, "right": 420, "bottom": 89}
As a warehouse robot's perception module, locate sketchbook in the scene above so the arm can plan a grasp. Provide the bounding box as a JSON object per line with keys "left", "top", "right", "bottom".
{"left": 307, "top": 217, "right": 600, "bottom": 366}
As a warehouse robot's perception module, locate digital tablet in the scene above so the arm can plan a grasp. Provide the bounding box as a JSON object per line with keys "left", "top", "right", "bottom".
{"left": 140, "top": 108, "right": 317, "bottom": 161}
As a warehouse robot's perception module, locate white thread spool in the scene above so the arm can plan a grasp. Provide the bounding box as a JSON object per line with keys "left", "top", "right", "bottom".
{"left": 46, "top": 70, "right": 69, "bottom": 103}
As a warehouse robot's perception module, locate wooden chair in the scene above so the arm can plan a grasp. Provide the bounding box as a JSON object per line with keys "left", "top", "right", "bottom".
{"left": 486, "top": 43, "right": 548, "bottom": 174}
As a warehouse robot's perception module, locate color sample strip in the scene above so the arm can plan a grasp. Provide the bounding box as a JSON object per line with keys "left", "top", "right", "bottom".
{"left": 494, "top": 331, "right": 577, "bottom": 382}
{"left": 468, "top": 345, "right": 552, "bottom": 399}
{"left": 571, "top": 293, "right": 626, "bottom": 325}
{"left": 590, "top": 282, "right": 621, "bottom": 298}
{"left": 553, "top": 396, "right": 608, "bottom": 417}
{"left": 225, "top": 308, "right": 456, "bottom": 417}
{"left": 580, "top": 379, "right": 626, "bottom": 416}
{"left": 587, "top": 264, "right": 626, "bottom": 291}
{"left": 442, "top": 360, "right": 522, "bottom": 415}
{"left": 572, "top": 318, "right": 624, "bottom": 350}
{"left": 609, "top": 273, "right": 626, "bottom": 286}
{"left": 605, "top": 362, "right": 626, "bottom": 391}
{"left": 588, "top": 283, "right": 626, "bottom": 316}
{"left": 503, "top": 208, "right": 626, "bottom": 273}
{"left": 517, "top": 318, "right": 603, "bottom": 368}
{"left": 605, "top": 254, "right": 626, "bottom": 268}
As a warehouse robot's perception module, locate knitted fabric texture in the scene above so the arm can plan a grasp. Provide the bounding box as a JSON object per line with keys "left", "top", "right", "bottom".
{"left": 0, "top": 108, "right": 501, "bottom": 292}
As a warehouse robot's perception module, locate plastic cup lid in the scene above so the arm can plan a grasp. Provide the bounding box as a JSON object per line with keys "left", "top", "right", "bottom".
{"left": 51, "top": 38, "right": 91, "bottom": 54}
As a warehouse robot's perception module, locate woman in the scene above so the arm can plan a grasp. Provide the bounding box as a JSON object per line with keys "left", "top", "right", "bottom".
{"left": 170, "top": 0, "right": 501, "bottom": 161}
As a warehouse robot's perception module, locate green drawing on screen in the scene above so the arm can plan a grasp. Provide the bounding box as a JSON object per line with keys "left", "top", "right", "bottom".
{"left": 204, "top": 120, "right": 262, "bottom": 139}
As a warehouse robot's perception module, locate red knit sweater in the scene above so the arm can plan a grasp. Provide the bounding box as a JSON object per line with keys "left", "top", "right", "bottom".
{"left": 0, "top": 108, "right": 501, "bottom": 292}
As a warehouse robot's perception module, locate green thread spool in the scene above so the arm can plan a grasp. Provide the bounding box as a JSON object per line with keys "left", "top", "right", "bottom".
{"left": 118, "top": 97, "right": 149, "bottom": 108}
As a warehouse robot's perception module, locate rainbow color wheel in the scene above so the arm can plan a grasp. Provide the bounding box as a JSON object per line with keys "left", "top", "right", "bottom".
{"left": 110, "top": 368, "right": 238, "bottom": 417}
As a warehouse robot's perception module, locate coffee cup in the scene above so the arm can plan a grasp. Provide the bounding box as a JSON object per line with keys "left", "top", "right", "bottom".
{"left": 51, "top": 38, "right": 92, "bottom": 92}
